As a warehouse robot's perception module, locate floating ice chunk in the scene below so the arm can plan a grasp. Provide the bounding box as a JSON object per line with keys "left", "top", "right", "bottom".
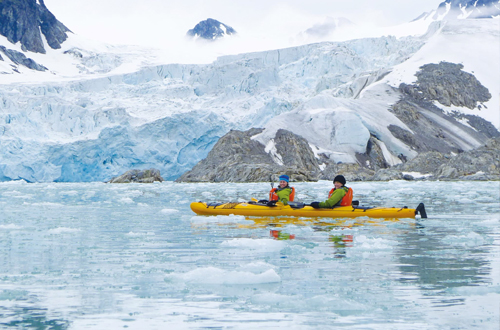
{"left": 238, "top": 261, "right": 277, "bottom": 273}
{"left": 401, "top": 171, "right": 433, "bottom": 179}
{"left": 59, "top": 190, "right": 79, "bottom": 196}
{"left": 164, "top": 267, "right": 281, "bottom": 285}
{"left": 126, "top": 231, "right": 155, "bottom": 236}
{"left": 0, "top": 224, "right": 23, "bottom": 230}
{"left": 442, "top": 232, "right": 487, "bottom": 247}
{"left": 221, "top": 238, "right": 285, "bottom": 252}
{"left": 355, "top": 235, "right": 396, "bottom": 250}
{"left": 160, "top": 208, "right": 180, "bottom": 214}
{"left": 190, "top": 214, "right": 247, "bottom": 224}
{"left": 126, "top": 190, "right": 144, "bottom": 197}
{"left": 31, "top": 202, "right": 64, "bottom": 207}
{"left": 47, "top": 227, "right": 81, "bottom": 234}
{"left": 119, "top": 197, "right": 134, "bottom": 204}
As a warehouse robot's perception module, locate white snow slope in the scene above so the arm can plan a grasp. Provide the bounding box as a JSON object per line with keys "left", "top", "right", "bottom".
{"left": 0, "top": 18, "right": 498, "bottom": 182}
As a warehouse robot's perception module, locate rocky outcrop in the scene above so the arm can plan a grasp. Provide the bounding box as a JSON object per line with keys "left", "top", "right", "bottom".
{"left": 371, "top": 137, "right": 500, "bottom": 181}
{"left": 177, "top": 118, "right": 500, "bottom": 182}
{"left": 389, "top": 62, "right": 499, "bottom": 155}
{"left": 186, "top": 18, "right": 236, "bottom": 40}
{"left": 176, "top": 128, "right": 319, "bottom": 182}
{"left": 0, "top": 0, "right": 71, "bottom": 54}
{"left": 0, "top": 46, "right": 47, "bottom": 71}
{"left": 108, "top": 169, "right": 164, "bottom": 183}
{"left": 400, "top": 62, "right": 490, "bottom": 110}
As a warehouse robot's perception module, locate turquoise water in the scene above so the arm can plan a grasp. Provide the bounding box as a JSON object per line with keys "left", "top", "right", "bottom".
{"left": 0, "top": 180, "right": 499, "bottom": 329}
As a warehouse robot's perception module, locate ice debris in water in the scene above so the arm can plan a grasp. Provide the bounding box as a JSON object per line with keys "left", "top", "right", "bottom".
{"left": 164, "top": 267, "right": 281, "bottom": 285}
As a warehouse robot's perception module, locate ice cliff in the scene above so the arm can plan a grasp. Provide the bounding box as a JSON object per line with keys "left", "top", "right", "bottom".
{"left": 0, "top": 15, "right": 499, "bottom": 182}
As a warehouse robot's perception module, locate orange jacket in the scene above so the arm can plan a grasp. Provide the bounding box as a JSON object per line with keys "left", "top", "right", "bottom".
{"left": 328, "top": 187, "right": 353, "bottom": 206}
{"left": 269, "top": 186, "right": 295, "bottom": 202}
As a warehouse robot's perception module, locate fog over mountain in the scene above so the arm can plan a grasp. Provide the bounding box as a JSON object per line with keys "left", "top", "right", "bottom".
{"left": 0, "top": 0, "right": 498, "bottom": 182}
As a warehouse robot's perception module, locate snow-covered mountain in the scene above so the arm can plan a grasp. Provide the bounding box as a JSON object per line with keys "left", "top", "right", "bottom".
{"left": 186, "top": 18, "right": 236, "bottom": 40}
{"left": 0, "top": 2, "right": 499, "bottom": 182}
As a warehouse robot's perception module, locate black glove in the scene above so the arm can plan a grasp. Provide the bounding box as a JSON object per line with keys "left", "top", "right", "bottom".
{"left": 266, "top": 201, "right": 277, "bottom": 207}
{"left": 258, "top": 199, "right": 268, "bottom": 204}
{"left": 310, "top": 202, "right": 320, "bottom": 208}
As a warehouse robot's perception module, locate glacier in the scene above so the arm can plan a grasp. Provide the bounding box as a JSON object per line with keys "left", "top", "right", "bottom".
{"left": 0, "top": 19, "right": 499, "bottom": 182}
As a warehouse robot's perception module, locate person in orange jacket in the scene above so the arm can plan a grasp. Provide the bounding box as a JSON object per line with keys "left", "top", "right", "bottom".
{"left": 260, "top": 175, "right": 295, "bottom": 206}
{"left": 310, "top": 175, "right": 353, "bottom": 208}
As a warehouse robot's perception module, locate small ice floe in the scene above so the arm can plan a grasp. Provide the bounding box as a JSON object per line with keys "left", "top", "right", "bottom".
{"left": 126, "top": 231, "right": 155, "bottom": 237}
{"left": 47, "top": 227, "right": 81, "bottom": 234}
{"left": 0, "top": 224, "right": 22, "bottom": 230}
{"left": 221, "top": 238, "right": 285, "bottom": 252}
{"left": 478, "top": 217, "right": 500, "bottom": 225}
{"left": 160, "top": 208, "right": 179, "bottom": 214}
{"left": 31, "top": 202, "right": 64, "bottom": 207}
{"left": 164, "top": 266, "right": 281, "bottom": 285}
{"left": 442, "top": 232, "right": 487, "bottom": 247}
{"left": 238, "top": 261, "right": 277, "bottom": 273}
{"left": 190, "top": 214, "right": 246, "bottom": 224}
{"left": 0, "top": 179, "right": 27, "bottom": 185}
{"left": 401, "top": 171, "right": 433, "bottom": 179}
{"left": 59, "top": 190, "right": 79, "bottom": 196}
{"left": 126, "top": 190, "right": 143, "bottom": 197}
{"left": 119, "top": 197, "right": 134, "bottom": 204}
{"left": 354, "top": 235, "right": 396, "bottom": 250}
{"left": 201, "top": 191, "right": 214, "bottom": 198}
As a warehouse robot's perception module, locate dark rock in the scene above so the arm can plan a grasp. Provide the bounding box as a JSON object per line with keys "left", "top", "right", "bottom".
{"left": 389, "top": 61, "right": 498, "bottom": 155}
{"left": 176, "top": 128, "right": 319, "bottom": 182}
{"left": 403, "top": 174, "right": 414, "bottom": 180}
{"left": 371, "top": 137, "right": 500, "bottom": 181}
{"left": 355, "top": 135, "right": 390, "bottom": 171}
{"left": 108, "top": 169, "right": 164, "bottom": 183}
{"left": 435, "top": 136, "right": 500, "bottom": 180}
{"left": 321, "top": 162, "right": 375, "bottom": 182}
{"left": 186, "top": 18, "right": 236, "bottom": 40}
{"left": 401, "top": 62, "right": 491, "bottom": 109}
{"left": 0, "top": 46, "right": 47, "bottom": 71}
{"left": 0, "top": 0, "right": 71, "bottom": 54}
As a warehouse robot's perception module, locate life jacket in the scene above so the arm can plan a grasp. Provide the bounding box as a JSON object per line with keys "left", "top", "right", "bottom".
{"left": 328, "top": 186, "right": 353, "bottom": 206}
{"left": 269, "top": 186, "right": 295, "bottom": 202}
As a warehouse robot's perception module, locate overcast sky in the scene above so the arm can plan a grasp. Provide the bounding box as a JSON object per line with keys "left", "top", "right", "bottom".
{"left": 45, "top": 0, "right": 444, "bottom": 45}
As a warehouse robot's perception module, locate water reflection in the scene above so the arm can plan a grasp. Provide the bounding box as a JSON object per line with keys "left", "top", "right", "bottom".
{"left": 396, "top": 221, "right": 491, "bottom": 306}
{"left": 329, "top": 234, "right": 354, "bottom": 258}
{"left": 270, "top": 229, "right": 295, "bottom": 240}
{"left": 0, "top": 307, "right": 70, "bottom": 329}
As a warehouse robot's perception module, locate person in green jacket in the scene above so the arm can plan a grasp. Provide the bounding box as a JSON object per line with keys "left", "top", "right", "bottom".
{"left": 310, "top": 175, "right": 348, "bottom": 208}
{"left": 260, "top": 174, "right": 294, "bottom": 206}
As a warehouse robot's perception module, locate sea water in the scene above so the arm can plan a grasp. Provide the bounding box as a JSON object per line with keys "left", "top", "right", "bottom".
{"left": 0, "top": 180, "right": 498, "bottom": 330}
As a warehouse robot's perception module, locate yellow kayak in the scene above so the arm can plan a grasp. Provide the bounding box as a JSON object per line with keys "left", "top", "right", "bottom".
{"left": 190, "top": 201, "right": 427, "bottom": 219}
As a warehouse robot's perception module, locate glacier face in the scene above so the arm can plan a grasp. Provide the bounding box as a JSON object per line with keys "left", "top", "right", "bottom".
{"left": 0, "top": 33, "right": 427, "bottom": 182}
{"left": 0, "top": 19, "right": 498, "bottom": 182}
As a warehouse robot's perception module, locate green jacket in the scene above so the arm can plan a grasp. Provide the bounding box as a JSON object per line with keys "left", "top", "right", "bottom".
{"left": 318, "top": 186, "right": 348, "bottom": 208}
{"left": 275, "top": 186, "right": 292, "bottom": 205}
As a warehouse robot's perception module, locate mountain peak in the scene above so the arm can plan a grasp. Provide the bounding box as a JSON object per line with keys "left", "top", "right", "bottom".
{"left": 0, "top": 0, "right": 71, "bottom": 54}
{"left": 434, "top": 0, "right": 500, "bottom": 19}
{"left": 186, "top": 18, "right": 236, "bottom": 40}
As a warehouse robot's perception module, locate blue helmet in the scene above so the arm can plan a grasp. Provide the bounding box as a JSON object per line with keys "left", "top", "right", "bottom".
{"left": 279, "top": 175, "right": 289, "bottom": 182}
